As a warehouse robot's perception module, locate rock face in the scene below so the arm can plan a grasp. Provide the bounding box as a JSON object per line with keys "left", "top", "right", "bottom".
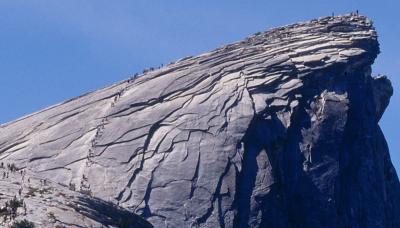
{"left": 0, "top": 169, "right": 153, "bottom": 227}
{"left": 0, "top": 14, "right": 399, "bottom": 227}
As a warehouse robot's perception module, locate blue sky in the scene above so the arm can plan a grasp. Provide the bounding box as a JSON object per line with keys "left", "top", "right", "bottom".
{"left": 0, "top": 1, "right": 398, "bottom": 173}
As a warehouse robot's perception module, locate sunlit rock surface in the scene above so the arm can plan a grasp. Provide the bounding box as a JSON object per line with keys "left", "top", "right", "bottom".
{"left": 0, "top": 168, "right": 152, "bottom": 227}
{"left": 0, "top": 14, "right": 399, "bottom": 227}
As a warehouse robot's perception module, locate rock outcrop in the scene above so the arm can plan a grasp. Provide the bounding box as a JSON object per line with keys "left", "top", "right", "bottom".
{"left": 0, "top": 14, "right": 399, "bottom": 227}
{"left": 0, "top": 168, "right": 152, "bottom": 227}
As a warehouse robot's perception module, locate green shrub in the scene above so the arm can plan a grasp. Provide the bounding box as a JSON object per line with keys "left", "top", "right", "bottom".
{"left": 8, "top": 197, "right": 23, "bottom": 215}
{"left": 10, "top": 219, "right": 35, "bottom": 228}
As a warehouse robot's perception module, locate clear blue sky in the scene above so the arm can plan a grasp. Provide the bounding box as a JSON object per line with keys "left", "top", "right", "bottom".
{"left": 0, "top": 1, "right": 398, "bottom": 173}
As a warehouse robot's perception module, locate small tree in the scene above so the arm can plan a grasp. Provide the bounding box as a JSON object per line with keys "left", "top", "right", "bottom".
{"left": 10, "top": 219, "right": 35, "bottom": 228}
{"left": 8, "top": 196, "right": 23, "bottom": 216}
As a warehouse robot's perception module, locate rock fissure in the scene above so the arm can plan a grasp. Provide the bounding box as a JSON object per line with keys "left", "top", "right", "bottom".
{"left": 0, "top": 14, "right": 398, "bottom": 228}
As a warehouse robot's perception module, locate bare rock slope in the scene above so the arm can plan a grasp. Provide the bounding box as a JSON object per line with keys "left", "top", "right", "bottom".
{"left": 0, "top": 168, "right": 152, "bottom": 227}
{"left": 0, "top": 14, "right": 399, "bottom": 227}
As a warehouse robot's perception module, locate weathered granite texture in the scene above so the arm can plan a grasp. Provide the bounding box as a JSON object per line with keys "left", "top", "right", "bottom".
{"left": 0, "top": 168, "right": 152, "bottom": 227}
{"left": 0, "top": 14, "right": 399, "bottom": 227}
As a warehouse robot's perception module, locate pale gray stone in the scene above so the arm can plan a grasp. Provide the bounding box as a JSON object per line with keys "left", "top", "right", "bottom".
{"left": 0, "top": 14, "right": 398, "bottom": 227}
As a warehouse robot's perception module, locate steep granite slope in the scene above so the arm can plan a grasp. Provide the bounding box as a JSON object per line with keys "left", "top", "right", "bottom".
{"left": 0, "top": 168, "right": 153, "bottom": 227}
{"left": 0, "top": 14, "right": 399, "bottom": 227}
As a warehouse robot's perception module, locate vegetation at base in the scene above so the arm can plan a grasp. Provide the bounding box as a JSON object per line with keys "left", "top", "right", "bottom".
{"left": 10, "top": 219, "right": 35, "bottom": 228}
{"left": 8, "top": 197, "right": 23, "bottom": 216}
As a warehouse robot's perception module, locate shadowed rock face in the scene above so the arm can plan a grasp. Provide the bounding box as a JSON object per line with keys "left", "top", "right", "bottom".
{"left": 0, "top": 14, "right": 399, "bottom": 227}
